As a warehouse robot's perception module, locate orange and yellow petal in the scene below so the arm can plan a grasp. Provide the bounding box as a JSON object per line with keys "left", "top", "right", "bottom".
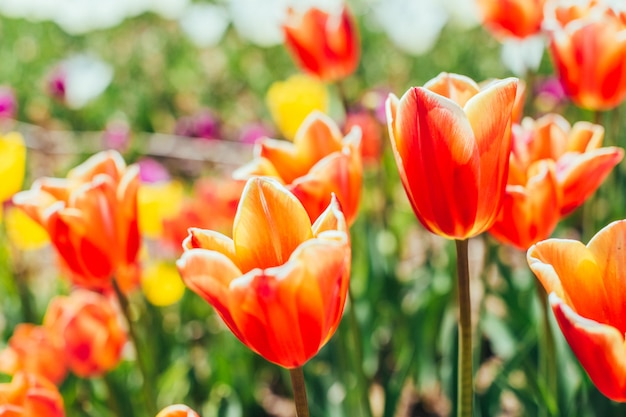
{"left": 233, "top": 178, "right": 313, "bottom": 272}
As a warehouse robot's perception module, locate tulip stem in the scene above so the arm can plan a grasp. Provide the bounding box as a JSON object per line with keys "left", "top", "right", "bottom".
{"left": 455, "top": 239, "right": 473, "bottom": 417}
{"left": 289, "top": 367, "right": 310, "bottom": 417}
{"left": 536, "top": 282, "right": 558, "bottom": 414}
{"left": 112, "top": 279, "right": 157, "bottom": 416}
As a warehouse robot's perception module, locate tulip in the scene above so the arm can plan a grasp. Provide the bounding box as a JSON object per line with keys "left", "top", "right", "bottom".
{"left": 476, "top": 0, "right": 546, "bottom": 39}
{"left": 0, "top": 372, "right": 65, "bottom": 417}
{"left": 489, "top": 160, "right": 562, "bottom": 250}
{"left": 142, "top": 261, "right": 186, "bottom": 307}
{"left": 156, "top": 404, "right": 200, "bottom": 417}
{"left": 283, "top": 5, "right": 360, "bottom": 81}
{"left": 0, "top": 132, "right": 26, "bottom": 203}
{"left": 0, "top": 86, "right": 17, "bottom": 121}
{"left": 0, "top": 324, "right": 67, "bottom": 385}
{"left": 266, "top": 74, "right": 329, "bottom": 140}
{"left": 138, "top": 180, "right": 184, "bottom": 239}
{"left": 13, "top": 150, "right": 141, "bottom": 292}
{"left": 43, "top": 290, "right": 126, "bottom": 378}
{"left": 177, "top": 177, "right": 351, "bottom": 369}
{"left": 234, "top": 111, "right": 362, "bottom": 226}
{"left": 386, "top": 72, "right": 518, "bottom": 239}
{"left": 3, "top": 205, "right": 49, "bottom": 251}
{"left": 508, "top": 113, "right": 623, "bottom": 216}
{"left": 527, "top": 219, "right": 626, "bottom": 401}
{"left": 544, "top": 1, "right": 626, "bottom": 110}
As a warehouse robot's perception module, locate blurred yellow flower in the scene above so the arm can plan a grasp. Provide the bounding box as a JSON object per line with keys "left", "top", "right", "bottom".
{"left": 0, "top": 132, "right": 26, "bottom": 203}
{"left": 141, "top": 261, "right": 186, "bottom": 306}
{"left": 4, "top": 206, "right": 50, "bottom": 250}
{"left": 138, "top": 180, "right": 184, "bottom": 238}
{"left": 266, "top": 74, "right": 329, "bottom": 140}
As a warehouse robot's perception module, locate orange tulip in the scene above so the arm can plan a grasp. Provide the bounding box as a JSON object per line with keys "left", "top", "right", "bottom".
{"left": 489, "top": 160, "right": 562, "bottom": 250}
{"left": 156, "top": 405, "right": 200, "bottom": 417}
{"left": 12, "top": 150, "right": 141, "bottom": 292}
{"left": 0, "top": 324, "right": 67, "bottom": 385}
{"left": 507, "top": 113, "right": 623, "bottom": 216}
{"left": 476, "top": 0, "right": 546, "bottom": 39}
{"left": 283, "top": 4, "right": 360, "bottom": 81}
{"left": 234, "top": 111, "right": 362, "bottom": 226}
{"left": 528, "top": 219, "right": 626, "bottom": 401}
{"left": 177, "top": 177, "right": 351, "bottom": 368}
{"left": 0, "top": 372, "right": 65, "bottom": 417}
{"left": 386, "top": 73, "right": 518, "bottom": 239}
{"left": 544, "top": 1, "right": 626, "bottom": 110}
{"left": 43, "top": 290, "right": 127, "bottom": 378}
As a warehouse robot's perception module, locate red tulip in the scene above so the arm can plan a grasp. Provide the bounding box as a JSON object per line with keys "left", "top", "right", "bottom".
{"left": 44, "top": 290, "right": 127, "bottom": 378}
{"left": 507, "top": 113, "right": 623, "bottom": 216}
{"left": 489, "top": 160, "right": 562, "bottom": 250}
{"left": 235, "top": 111, "right": 362, "bottom": 226}
{"left": 545, "top": 1, "right": 626, "bottom": 110}
{"left": 528, "top": 219, "right": 626, "bottom": 401}
{"left": 386, "top": 73, "right": 518, "bottom": 239}
{"left": 0, "top": 324, "right": 67, "bottom": 385}
{"left": 476, "top": 0, "right": 546, "bottom": 39}
{"left": 0, "top": 372, "right": 65, "bottom": 417}
{"left": 12, "top": 150, "right": 141, "bottom": 292}
{"left": 177, "top": 177, "right": 351, "bottom": 368}
{"left": 156, "top": 405, "right": 200, "bottom": 417}
{"left": 283, "top": 5, "right": 360, "bottom": 81}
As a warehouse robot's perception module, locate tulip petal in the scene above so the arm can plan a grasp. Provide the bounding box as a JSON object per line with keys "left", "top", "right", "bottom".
{"left": 228, "top": 233, "right": 350, "bottom": 368}
{"left": 311, "top": 193, "right": 347, "bottom": 236}
{"left": 176, "top": 249, "right": 245, "bottom": 341}
{"left": 586, "top": 220, "right": 626, "bottom": 334}
{"left": 557, "top": 147, "right": 624, "bottom": 215}
{"left": 423, "top": 72, "right": 481, "bottom": 108}
{"left": 464, "top": 78, "right": 517, "bottom": 232}
{"left": 527, "top": 239, "right": 609, "bottom": 324}
{"left": 233, "top": 178, "right": 313, "bottom": 273}
{"left": 550, "top": 293, "right": 626, "bottom": 402}
{"left": 68, "top": 150, "right": 125, "bottom": 183}
{"left": 390, "top": 87, "right": 480, "bottom": 238}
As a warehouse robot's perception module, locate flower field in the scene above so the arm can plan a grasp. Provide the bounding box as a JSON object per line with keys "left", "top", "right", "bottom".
{"left": 1, "top": 1, "right": 626, "bottom": 416}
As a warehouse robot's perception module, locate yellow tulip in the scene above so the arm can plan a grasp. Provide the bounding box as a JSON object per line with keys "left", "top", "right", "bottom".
{"left": 266, "top": 74, "right": 329, "bottom": 140}
{"left": 0, "top": 132, "right": 26, "bottom": 203}
{"left": 4, "top": 206, "right": 49, "bottom": 250}
{"left": 141, "top": 261, "right": 186, "bottom": 306}
{"left": 138, "top": 180, "right": 184, "bottom": 238}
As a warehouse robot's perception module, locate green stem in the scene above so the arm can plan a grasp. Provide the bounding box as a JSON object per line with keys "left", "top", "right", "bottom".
{"left": 348, "top": 289, "right": 374, "bottom": 417}
{"left": 289, "top": 367, "right": 310, "bottom": 417}
{"left": 102, "top": 373, "right": 125, "bottom": 417}
{"left": 112, "top": 279, "right": 157, "bottom": 416}
{"left": 536, "top": 281, "right": 558, "bottom": 415}
{"left": 455, "top": 239, "right": 473, "bottom": 417}
{"left": 335, "top": 80, "right": 350, "bottom": 115}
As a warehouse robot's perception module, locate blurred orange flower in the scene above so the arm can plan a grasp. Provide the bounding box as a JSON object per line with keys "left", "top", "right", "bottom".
{"left": 283, "top": 4, "right": 360, "bottom": 81}
{"left": 0, "top": 324, "right": 67, "bottom": 386}
{"left": 156, "top": 404, "right": 200, "bottom": 417}
{"left": 13, "top": 150, "right": 141, "bottom": 292}
{"left": 0, "top": 372, "right": 65, "bottom": 417}
{"left": 44, "top": 290, "right": 126, "bottom": 378}
{"left": 528, "top": 219, "right": 626, "bottom": 401}
{"left": 507, "top": 113, "right": 623, "bottom": 216}
{"left": 545, "top": 1, "right": 626, "bottom": 110}
{"left": 476, "top": 0, "right": 546, "bottom": 39}
{"left": 235, "top": 111, "right": 362, "bottom": 226}
{"left": 386, "top": 73, "right": 518, "bottom": 239}
{"left": 177, "top": 177, "right": 351, "bottom": 368}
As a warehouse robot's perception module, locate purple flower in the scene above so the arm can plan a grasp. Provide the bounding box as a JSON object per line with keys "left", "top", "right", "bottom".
{"left": 0, "top": 86, "right": 17, "bottom": 120}
{"left": 137, "top": 158, "right": 171, "bottom": 183}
